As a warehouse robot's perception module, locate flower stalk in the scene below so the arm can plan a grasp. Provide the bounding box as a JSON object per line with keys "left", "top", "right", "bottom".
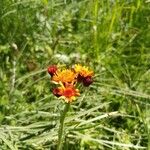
{"left": 47, "top": 64, "right": 94, "bottom": 149}
{"left": 57, "top": 103, "right": 70, "bottom": 150}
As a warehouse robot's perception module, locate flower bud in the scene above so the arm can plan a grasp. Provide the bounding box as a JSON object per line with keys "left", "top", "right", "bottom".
{"left": 47, "top": 65, "right": 57, "bottom": 76}
{"left": 83, "top": 76, "right": 93, "bottom": 86}
{"left": 52, "top": 88, "right": 61, "bottom": 97}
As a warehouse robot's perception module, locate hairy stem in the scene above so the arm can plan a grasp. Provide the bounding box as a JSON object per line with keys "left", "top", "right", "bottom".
{"left": 57, "top": 103, "right": 70, "bottom": 150}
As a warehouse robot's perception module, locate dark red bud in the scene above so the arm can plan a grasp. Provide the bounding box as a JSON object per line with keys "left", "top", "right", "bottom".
{"left": 47, "top": 65, "right": 57, "bottom": 76}
{"left": 77, "top": 74, "right": 84, "bottom": 82}
{"left": 52, "top": 88, "right": 61, "bottom": 97}
{"left": 83, "top": 76, "right": 93, "bottom": 87}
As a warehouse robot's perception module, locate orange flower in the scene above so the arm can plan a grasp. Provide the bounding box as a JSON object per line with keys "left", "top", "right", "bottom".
{"left": 48, "top": 64, "right": 94, "bottom": 102}
{"left": 74, "top": 64, "right": 93, "bottom": 78}
{"left": 74, "top": 64, "right": 94, "bottom": 86}
{"left": 52, "top": 84, "right": 80, "bottom": 103}
{"left": 52, "top": 69, "right": 76, "bottom": 84}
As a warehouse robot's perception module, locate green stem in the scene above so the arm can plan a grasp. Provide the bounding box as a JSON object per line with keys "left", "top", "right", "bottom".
{"left": 57, "top": 103, "right": 70, "bottom": 150}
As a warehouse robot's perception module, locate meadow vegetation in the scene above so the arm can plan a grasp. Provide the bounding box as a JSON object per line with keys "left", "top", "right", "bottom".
{"left": 0, "top": 0, "right": 150, "bottom": 149}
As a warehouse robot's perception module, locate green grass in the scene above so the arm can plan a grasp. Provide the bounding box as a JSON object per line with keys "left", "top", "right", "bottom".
{"left": 0, "top": 0, "right": 150, "bottom": 149}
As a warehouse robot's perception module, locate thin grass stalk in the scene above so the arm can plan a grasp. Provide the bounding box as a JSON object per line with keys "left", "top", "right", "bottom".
{"left": 57, "top": 103, "right": 70, "bottom": 150}
{"left": 93, "top": 0, "right": 99, "bottom": 61}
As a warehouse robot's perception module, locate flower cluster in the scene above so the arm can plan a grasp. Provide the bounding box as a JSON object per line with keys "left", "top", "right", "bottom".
{"left": 47, "top": 64, "right": 94, "bottom": 103}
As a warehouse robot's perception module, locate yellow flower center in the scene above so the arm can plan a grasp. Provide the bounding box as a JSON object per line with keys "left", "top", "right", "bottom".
{"left": 52, "top": 69, "right": 76, "bottom": 83}
{"left": 74, "top": 64, "right": 93, "bottom": 77}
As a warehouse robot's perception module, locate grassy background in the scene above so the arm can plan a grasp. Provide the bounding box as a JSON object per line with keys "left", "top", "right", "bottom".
{"left": 0, "top": 0, "right": 150, "bottom": 149}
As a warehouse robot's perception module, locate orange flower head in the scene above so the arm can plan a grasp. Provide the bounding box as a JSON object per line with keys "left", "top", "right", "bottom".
{"left": 52, "top": 84, "right": 80, "bottom": 103}
{"left": 47, "top": 65, "right": 57, "bottom": 77}
{"left": 74, "top": 64, "right": 94, "bottom": 86}
{"left": 74, "top": 64, "right": 93, "bottom": 78}
{"left": 52, "top": 69, "right": 76, "bottom": 84}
